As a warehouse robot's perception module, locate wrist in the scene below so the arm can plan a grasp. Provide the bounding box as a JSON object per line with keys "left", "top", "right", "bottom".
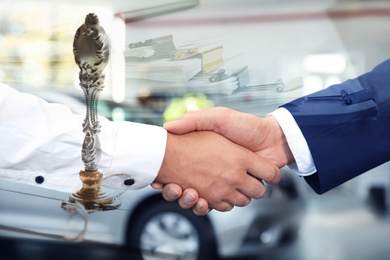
{"left": 264, "top": 115, "right": 295, "bottom": 167}
{"left": 156, "top": 132, "right": 191, "bottom": 185}
{"left": 156, "top": 132, "right": 175, "bottom": 184}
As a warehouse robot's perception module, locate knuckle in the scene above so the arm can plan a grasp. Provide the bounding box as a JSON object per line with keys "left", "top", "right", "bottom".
{"left": 253, "top": 186, "right": 266, "bottom": 199}
{"left": 213, "top": 107, "right": 234, "bottom": 119}
{"left": 178, "top": 200, "right": 191, "bottom": 209}
{"left": 220, "top": 205, "right": 234, "bottom": 212}
{"left": 236, "top": 156, "right": 247, "bottom": 168}
{"left": 226, "top": 154, "right": 247, "bottom": 173}
{"left": 237, "top": 198, "right": 251, "bottom": 207}
{"left": 264, "top": 166, "right": 280, "bottom": 184}
{"left": 270, "top": 167, "right": 281, "bottom": 184}
{"left": 214, "top": 107, "right": 230, "bottom": 113}
{"left": 221, "top": 173, "right": 241, "bottom": 187}
{"left": 213, "top": 202, "right": 234, "bottom": 212}
{"left": 193, "top": 208, "right": 207, "bottom": 216}
{"left": 183, "top": 110, "right": 195, "bottom": 118}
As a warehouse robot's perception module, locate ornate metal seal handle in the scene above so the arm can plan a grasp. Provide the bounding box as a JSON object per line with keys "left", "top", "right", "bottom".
{"left": 64, "top": 13, "right": 120, "bottom": 211}
{"left": 73, "top": 13, "right": 109, "bottom": 171}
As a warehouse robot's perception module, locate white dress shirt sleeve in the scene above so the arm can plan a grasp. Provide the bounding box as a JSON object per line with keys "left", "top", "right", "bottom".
{"left": 269, "top": 107, "right": 316, "bottom": 176}
{"left": 0, "top": 84, "right": 167, "bottom": 192}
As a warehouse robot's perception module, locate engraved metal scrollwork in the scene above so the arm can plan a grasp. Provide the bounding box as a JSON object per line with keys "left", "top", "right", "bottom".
{"left": 73, "top": 13, "right": 110, "bottom": 171}
{"left": 63, "top": 13, "right": 120, "bottom": 211}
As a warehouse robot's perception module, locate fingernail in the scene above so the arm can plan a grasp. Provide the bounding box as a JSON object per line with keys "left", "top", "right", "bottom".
{"left": 167, "top": 187, "right": 179, "bottom": 199}
{"left": 195, "top": 202, "right": 203, "bottom": 211}
{"left": 184, "top": 192, "right": 196, "bottom": 204}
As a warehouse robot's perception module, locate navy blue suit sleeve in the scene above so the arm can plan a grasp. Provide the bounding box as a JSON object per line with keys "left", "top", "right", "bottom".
{"left": 281, "top": 59, "right": 390, "bottom": 194}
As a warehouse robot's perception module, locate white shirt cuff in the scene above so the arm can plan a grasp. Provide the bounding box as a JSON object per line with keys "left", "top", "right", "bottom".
{"left": 269, "top": 107, "right": 316, "bottom": 176}
{"left": 99, "top": 120, "right": 167, "bottom": 190}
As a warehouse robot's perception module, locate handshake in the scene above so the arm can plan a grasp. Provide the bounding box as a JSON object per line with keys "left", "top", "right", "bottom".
{"left": 152, "top": 107, "right": 295, "bottom": 216}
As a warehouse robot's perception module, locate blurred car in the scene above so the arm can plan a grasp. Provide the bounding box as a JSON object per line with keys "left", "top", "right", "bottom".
{"left": 0, "top": 86, "right": 305, "bottom": 259}
{"left": 126, "top": 169, "right": 305, "bottom": 260}
{"left": 0, "top": 168, "right": 304, "bottom": 260}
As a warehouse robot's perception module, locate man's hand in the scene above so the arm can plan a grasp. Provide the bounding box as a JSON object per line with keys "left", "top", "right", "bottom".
{"left": 154, "top": 131, "right": 280, "bottom": 213}
{"left": 164, "top": 107, "right": 293, "bottom": 167}
{"left": 151, "top": 182, "right": 211, "bottom": 215}
{"left": 152, "top": 107, "right": 293, "bottom": 215}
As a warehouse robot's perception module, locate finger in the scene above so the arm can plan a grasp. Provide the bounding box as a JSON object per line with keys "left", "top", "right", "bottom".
{"left": 246, "top": 151, "right": 281, "bottom": 186}
{"left": 219, "top": 187, "right": 252, "bottom": 207}
{"left": 229, "top": 193, "right": 252, "bottom": 207}
{"left": 178, "top": 189, "right": 198, "bottom": 209}
{"left": 162, "top": 183, "right": 183, "bottom": 202}
{"left": 230, "top": 150, "right": 279, "bottom": 200}
{"left": 192, "top": 199, "right": 211, "bottom": 216}
{"left": 210, "top": 200, "right": 234, "bottom": 212}
{"left": 163, "top": 107, "right": 231, "bottom": 134}
{"left": 150, "top": 181, "right": 164, "bottom": 190}
{"left": 238, "top": 175, "right": 266, "bottom": 200}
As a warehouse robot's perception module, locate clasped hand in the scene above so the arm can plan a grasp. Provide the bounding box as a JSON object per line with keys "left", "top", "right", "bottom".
{"left": 152, "top": 107, "right": 294, "bottom": 216}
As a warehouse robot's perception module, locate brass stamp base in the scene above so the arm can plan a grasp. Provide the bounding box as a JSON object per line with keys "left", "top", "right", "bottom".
{"left": 65, "top": 170, "right": 121, "bottom": 211}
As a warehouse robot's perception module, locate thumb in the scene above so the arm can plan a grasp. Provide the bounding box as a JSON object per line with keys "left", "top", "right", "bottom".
{"left": 163, "top": 109, "right": 216, "bottom": 134}
{"left": 150, "top": 181, "right": 164, "bottom": 190}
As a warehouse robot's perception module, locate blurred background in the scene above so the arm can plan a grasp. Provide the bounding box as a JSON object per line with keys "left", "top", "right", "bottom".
{"left": 1, "top": 0, "right": 390, "bottom": 259}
